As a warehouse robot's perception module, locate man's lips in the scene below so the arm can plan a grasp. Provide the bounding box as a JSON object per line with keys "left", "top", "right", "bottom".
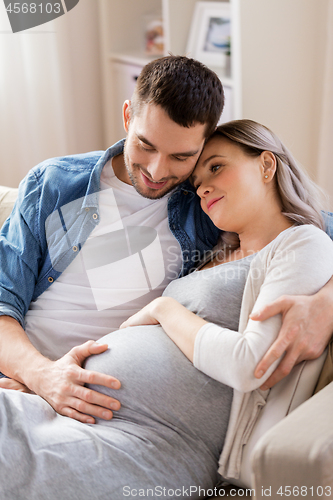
{"left": 141, "top": 171, "right": 168, "bottom": 190}
{"left": 207, "top": 197, "right": 224, "bottom": 211}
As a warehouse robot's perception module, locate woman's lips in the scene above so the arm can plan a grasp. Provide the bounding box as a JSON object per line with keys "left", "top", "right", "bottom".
{"left": 207, "top": 197, "right": 224, "bottom": 211}
{"left": 141, "top": 171, "right": 168, "bottom": 190}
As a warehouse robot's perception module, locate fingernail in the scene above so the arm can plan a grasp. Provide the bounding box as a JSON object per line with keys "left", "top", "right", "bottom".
{"left": 102, "top": 410, "right": 112, "bottom": 419}
{"left": 110, "top": 402, "right": 118, "bottom": 410}
{"left": 256, "top": 370, "right": 264, "bottom": 378}
{"left": 261, "top": 385, "right": 268, "bottom": 391}
{"left": 86, "top": 418, "right": 94, "bottom": 424}
{"left": 111, "top": 381, "right": 119, "bottom": 389}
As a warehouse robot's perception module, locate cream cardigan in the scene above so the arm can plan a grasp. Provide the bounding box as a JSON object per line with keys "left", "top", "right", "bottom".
{"left": 193, "top": 224, "right": 333, "bottom": 480}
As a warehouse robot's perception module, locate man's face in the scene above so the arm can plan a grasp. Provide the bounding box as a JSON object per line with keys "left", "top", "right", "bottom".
{"left": 122, "top": 102, "right": 207, "bottom": 199}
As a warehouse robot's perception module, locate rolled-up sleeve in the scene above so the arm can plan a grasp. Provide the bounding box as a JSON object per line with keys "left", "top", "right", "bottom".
{"left": 0, "top": 171, "right": 43, "bottom": 328}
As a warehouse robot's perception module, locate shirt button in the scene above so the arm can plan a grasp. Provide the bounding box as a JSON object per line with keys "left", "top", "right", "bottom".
{"left": 93, "top": 213, "right": 98, "bottom": 220}
{"left": 183, "top": 190, "right": 188, "bottom": 195}
{"left": 72, "top": 245, "right": 78, "bottom": 252}
{"left": 48, "top": 277, "right": 54, "bottom": 283}
{"left": 85, "top": 207, "right": 90, "bottom": 212}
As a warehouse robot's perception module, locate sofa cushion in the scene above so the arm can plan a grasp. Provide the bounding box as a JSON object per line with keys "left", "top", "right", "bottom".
{"left": 251, "top": 381, "right": 333, "bottom": 498}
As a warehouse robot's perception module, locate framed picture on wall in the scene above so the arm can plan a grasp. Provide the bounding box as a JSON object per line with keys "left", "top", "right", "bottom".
{"left": 186, "top": 1, "right": 231, "bottom": 68}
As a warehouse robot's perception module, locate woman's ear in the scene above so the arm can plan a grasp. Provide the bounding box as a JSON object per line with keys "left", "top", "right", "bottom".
{"left": 261, "top": 151, "right": 277, "bottom": 182}
{"left": 122, "top": 100, "right": 131, "bottom": 133}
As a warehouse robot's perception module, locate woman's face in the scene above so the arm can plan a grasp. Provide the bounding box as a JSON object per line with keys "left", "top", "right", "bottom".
{"left": 192, "top": 135, "right": 269, "bottom": 233}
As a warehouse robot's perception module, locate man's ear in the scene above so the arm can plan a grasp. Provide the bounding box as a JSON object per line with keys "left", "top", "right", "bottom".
{"left": 122, "top": 100, "right": 131, "bottom": 133}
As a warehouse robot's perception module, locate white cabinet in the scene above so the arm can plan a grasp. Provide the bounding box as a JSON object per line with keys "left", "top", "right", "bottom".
{"left": 98, "top": 0, "right": 242, "bottom": 146}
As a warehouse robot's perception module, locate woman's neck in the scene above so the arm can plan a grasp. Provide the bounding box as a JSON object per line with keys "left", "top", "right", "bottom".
{"left": 237, "top": 213, "right": 293, "bottom": 258}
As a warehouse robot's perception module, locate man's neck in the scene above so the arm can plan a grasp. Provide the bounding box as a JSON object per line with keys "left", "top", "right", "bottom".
{"left": 112, "top": 153, "right": 132, "bottom": 185}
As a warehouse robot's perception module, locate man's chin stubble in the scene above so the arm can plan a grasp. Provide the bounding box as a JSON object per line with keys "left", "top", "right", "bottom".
{"left": 125, "top": 165, "right": 179, "bottom": 200}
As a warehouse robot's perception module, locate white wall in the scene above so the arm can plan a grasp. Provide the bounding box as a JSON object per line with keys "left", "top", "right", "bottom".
{"left": 239, "top": 0, "right": 329, "bottom": 180}
{"left": 0, "top": 0, "right": 103, "bottom": 188}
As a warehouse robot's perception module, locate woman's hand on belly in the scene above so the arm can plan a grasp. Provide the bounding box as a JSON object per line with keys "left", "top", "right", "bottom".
{"left": 119, "top": 300, "right": 161, "bottom": 329}
{"left": 120, "top": 297, "right": 207, "bottom": 363}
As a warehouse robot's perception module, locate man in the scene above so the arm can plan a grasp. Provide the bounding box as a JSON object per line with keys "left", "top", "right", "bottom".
{"left": 0, "top": 56, "right": 332, "bottom": 425}
{"left": 0, "top": 56, "right": 223, "bottom": 423}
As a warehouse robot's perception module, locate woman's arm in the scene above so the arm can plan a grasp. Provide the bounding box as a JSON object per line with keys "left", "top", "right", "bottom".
{"left": 120, "top": 297, "right": 207, "bottom": 361}
{"left": 122, "top": 226, "right": 333, "bottom": 393}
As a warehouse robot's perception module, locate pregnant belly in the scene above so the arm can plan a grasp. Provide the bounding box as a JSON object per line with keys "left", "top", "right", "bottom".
{"left": 85, "top": 325, "right": 233, "bottom": 450}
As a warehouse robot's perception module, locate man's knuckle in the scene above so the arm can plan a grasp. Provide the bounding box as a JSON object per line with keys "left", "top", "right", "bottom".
{"left": 278, "top": 364, "right": 291, "bottom": 377}
{"left": 52, "top": 394, "right": 63, "bottom": 408}
{"left": 84, "top": 371, "right": 95, "bottom": 384}
{"left": 66, "top": 408, "right": 77, "bottom": 419}
{"left": 308, "top": 345, "right": 322, "bottom": 359}
{"left": 76, "top": 400, "right": 86, "bottom": 413}
{"left": 270, "top": 347, "right": 282, "bottom": 359}
{"left": 84, "top": 390, "right": 94, "bottom": 403}
{"left": 60, "top": 382, "right": 71, "bottom": 394}
{"left": 285, "top": 326, "right": 299, "bottom": 342}
{"left": 66, "top": 366, "right": 78, "bottom": 379}
{"left": 297, "top": 339, "right": 308, "bottom": 352}
{"left": 69, "top": 345, "right": 79, "bottom": 355}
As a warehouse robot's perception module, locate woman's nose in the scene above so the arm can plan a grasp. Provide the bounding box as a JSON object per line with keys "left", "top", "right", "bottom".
{"left": 197, "top": 183, "right": 212, "bottom": 198}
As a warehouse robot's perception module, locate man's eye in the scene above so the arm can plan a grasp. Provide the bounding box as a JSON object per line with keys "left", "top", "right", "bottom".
{"left": 139, "top": 142, "right": 153, "bottom": 152}
{"left": 174, "top": 156, "right": 188, "bottom": 162}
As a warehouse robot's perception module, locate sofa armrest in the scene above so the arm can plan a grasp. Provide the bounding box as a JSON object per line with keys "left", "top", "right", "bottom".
{"left": 0, "top": 185, "right": 18, "bottom": 228}
{"left": 252, "top": 382, "right": 333, "bottom": 499}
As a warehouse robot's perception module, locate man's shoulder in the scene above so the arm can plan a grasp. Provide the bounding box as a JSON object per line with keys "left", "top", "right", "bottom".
{"left": 322, "top": 211, "right": 333, "bottom": 241}
{"left": 30, "top": 140, "right": 125, "bottom": 183}
{"left": 31, "top": 150, "right": 106, "bottom": 179}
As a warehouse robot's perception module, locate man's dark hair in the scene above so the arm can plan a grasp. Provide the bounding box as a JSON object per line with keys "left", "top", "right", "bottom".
{"left": 131, "top": 55, "right": 224, "bottom": 138}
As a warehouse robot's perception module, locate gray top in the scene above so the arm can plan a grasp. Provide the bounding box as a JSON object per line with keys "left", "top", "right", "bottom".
{"left": 164, "top": 253, "right": 256, "bottom": 331}
{"left": 0, "top": 255, "right": 254, "bottom": 500}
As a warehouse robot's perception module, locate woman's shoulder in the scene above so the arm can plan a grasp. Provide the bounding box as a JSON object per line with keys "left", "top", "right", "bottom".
{"left": 275, "top": 224, "right": 333, "bottom": 250}
{"left": 269, "top": 224, "right": 333, "bottom": 272}
{"left": 254, "top": 224, "right": 333, "bottom": 272}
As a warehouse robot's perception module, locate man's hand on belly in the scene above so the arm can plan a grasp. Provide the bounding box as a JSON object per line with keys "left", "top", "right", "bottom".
{"left": 32, "top": 340, "right": 121, "bottom": 424}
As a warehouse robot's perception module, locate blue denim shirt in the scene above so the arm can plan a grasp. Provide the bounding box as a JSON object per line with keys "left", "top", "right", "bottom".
{"left": 0, "top": 140, "right": 220, "bottom": 327}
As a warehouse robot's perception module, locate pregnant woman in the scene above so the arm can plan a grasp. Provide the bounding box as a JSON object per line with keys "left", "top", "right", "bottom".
{"left": 0, "top": 120, "right": 332, "bottom": 499}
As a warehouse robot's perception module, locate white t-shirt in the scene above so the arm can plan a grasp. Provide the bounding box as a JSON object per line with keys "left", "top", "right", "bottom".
{"left": 25, "top": 159, "right": 182, "bottom": 359}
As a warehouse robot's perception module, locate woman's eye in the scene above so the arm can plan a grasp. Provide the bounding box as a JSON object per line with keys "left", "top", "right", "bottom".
{"left": 210, "top": 164, "right": 222, "bottom": 173}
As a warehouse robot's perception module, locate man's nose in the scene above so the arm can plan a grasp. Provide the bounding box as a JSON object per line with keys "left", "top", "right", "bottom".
{"left": 146, "top": 155, "right": 169, "bottom": 181}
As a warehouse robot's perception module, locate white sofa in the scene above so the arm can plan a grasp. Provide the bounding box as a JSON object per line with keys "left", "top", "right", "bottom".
{"left": 0, "top": 185, "right": 332, "bottom": 499}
